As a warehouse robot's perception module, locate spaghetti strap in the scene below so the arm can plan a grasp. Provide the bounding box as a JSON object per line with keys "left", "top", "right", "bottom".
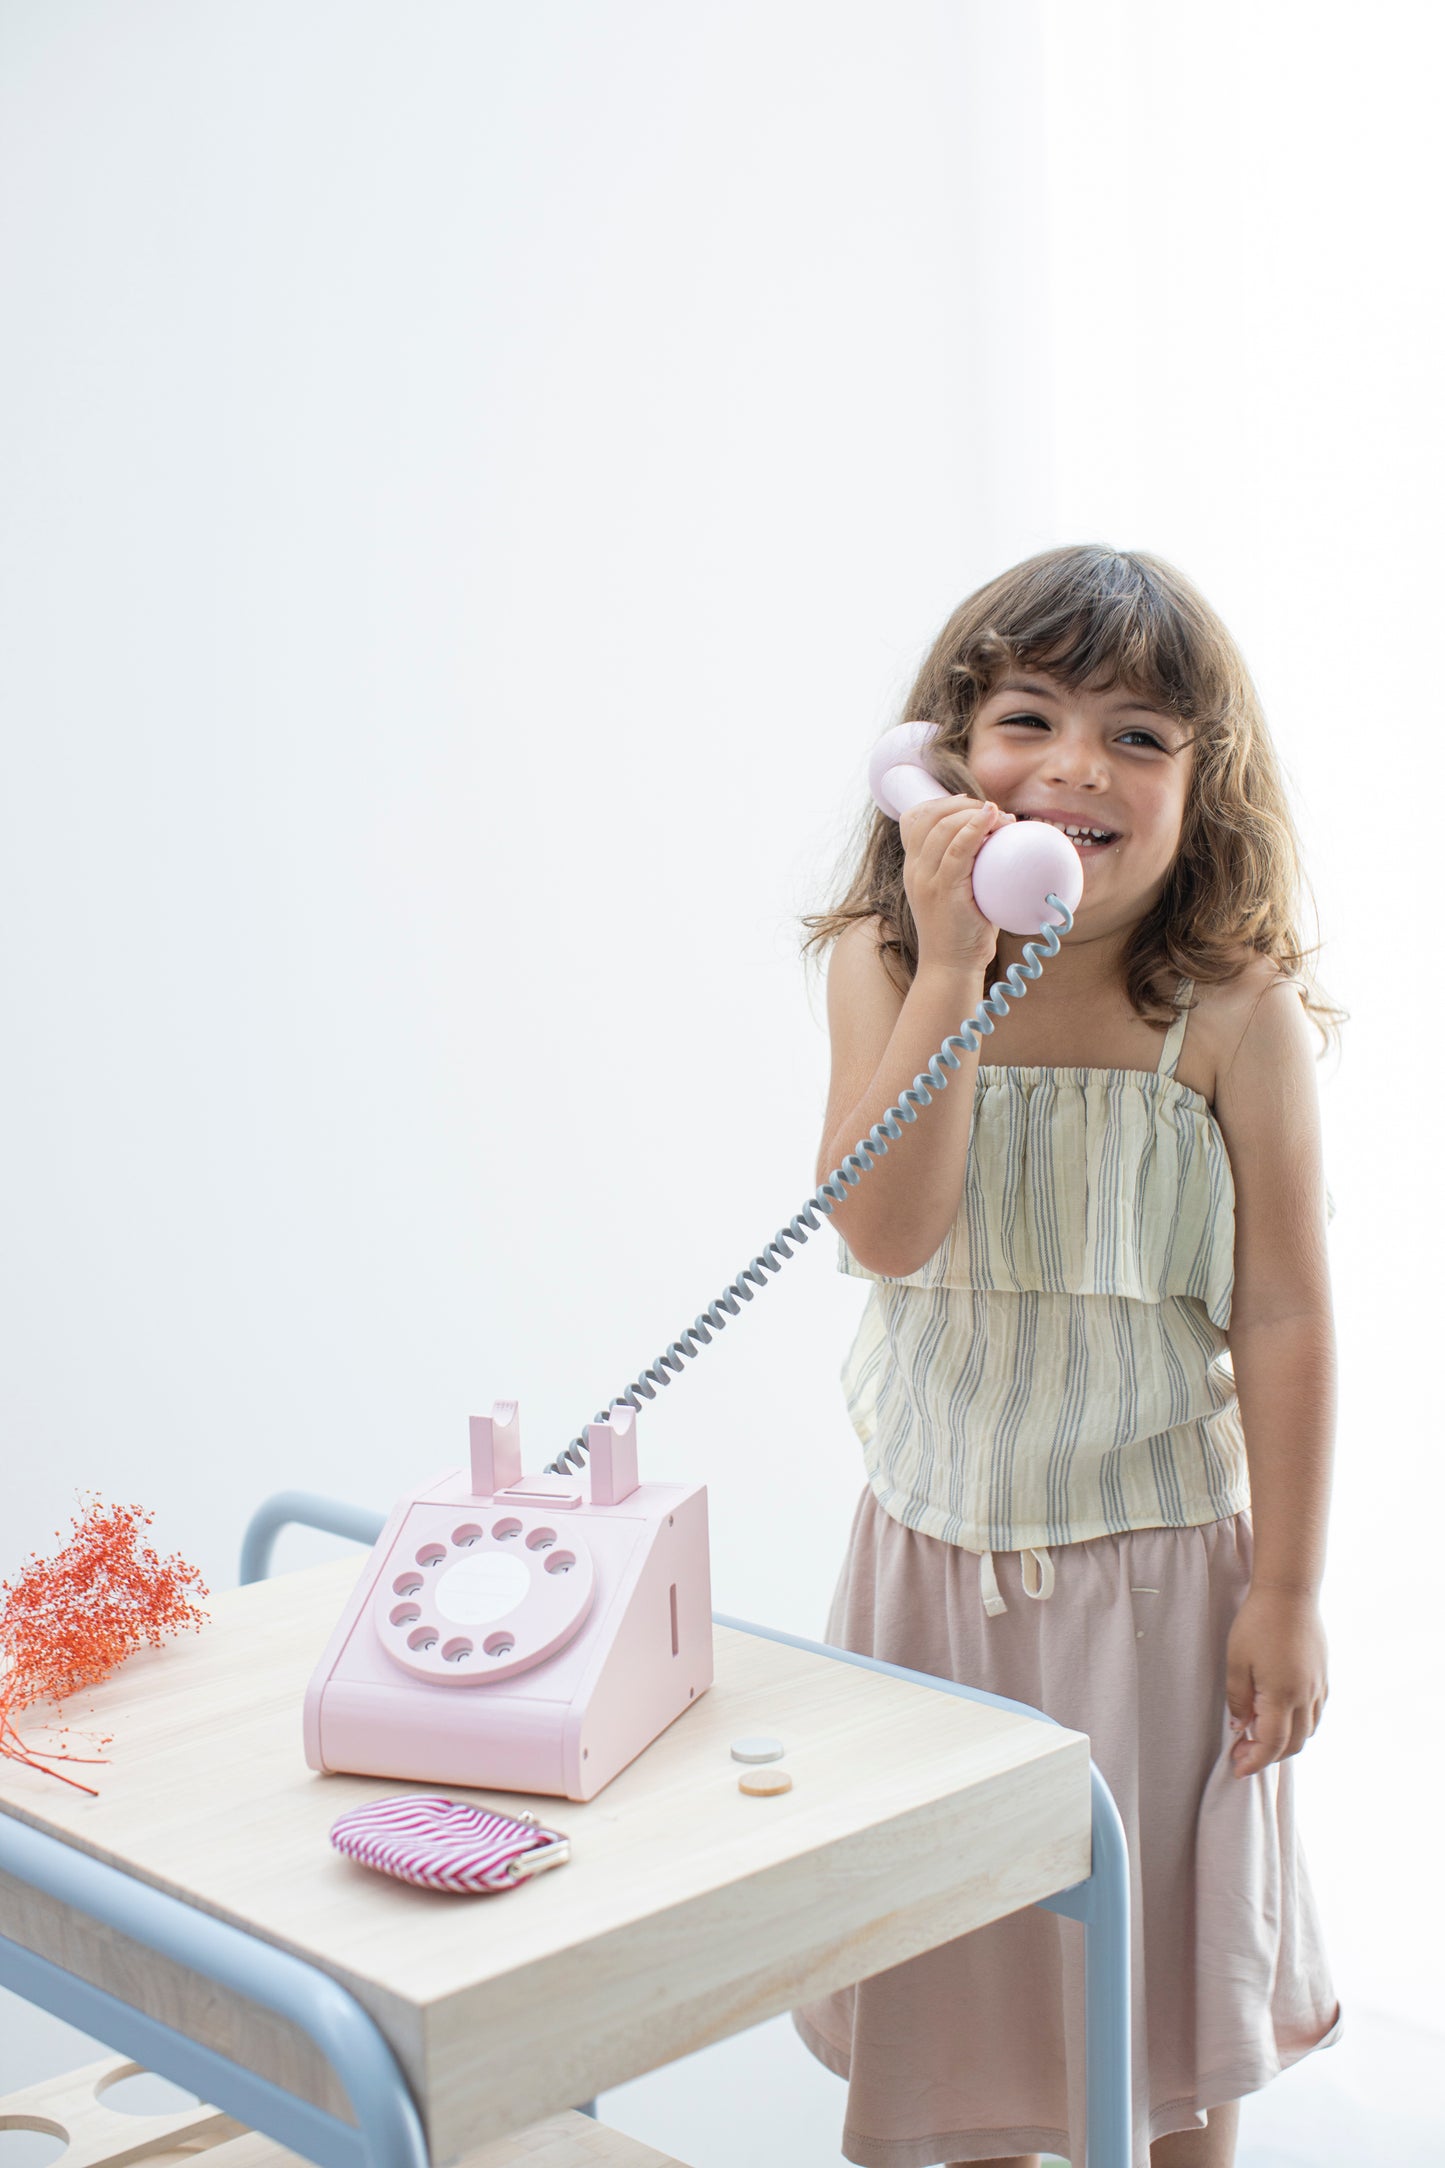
{"left": 1155, "top": 975, "right": 1195, "bottom": 1081}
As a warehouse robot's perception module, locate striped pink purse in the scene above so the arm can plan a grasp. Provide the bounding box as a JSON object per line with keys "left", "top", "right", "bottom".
{"left": 329, "top": 1793, "right": 570, "bottom": 1893}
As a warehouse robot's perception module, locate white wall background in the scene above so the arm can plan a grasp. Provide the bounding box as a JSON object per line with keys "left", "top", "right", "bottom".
{"left": 2, "top": 4, "right": 1441, "bottom": 2163}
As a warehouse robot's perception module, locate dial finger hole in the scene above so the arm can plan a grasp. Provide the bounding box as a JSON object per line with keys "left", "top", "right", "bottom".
{"left": 544, "top": 1551, "right": 576, "bottom": 1575}
{"left": 391, "top": 1603, "right": 421, "bottom": 1627}
{"left": 415, "top": 1544, "right": 446, "bottom": 1567}
{"left": 407, "top": 1625, "right": 439, "bottom": 1653}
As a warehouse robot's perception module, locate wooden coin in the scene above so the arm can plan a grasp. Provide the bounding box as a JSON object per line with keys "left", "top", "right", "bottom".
{"left": 738, "top": 1766, "right": 793, "bottom": 1797}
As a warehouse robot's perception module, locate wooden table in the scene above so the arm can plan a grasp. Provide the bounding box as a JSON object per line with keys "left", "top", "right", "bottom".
{"left": 0, "top": 1544, "right": 1116, "bottom": 2167}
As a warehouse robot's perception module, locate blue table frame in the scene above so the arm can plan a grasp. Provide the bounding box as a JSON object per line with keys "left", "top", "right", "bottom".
{"left": 0, "top": 1491, "right": 1132, "bottom": 2167}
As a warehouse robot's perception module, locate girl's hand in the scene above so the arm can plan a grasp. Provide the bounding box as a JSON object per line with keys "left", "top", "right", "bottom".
{"left": 898, "top": 795, "right": 1017, "bottom": 975}
{"left": 1225, "top": 1586, "right": 1329, "bottom": 1778}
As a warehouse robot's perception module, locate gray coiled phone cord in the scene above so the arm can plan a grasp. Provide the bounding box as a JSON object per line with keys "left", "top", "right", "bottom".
{"left": 545, "top": 897, "right": 1074, "bottom": 1476}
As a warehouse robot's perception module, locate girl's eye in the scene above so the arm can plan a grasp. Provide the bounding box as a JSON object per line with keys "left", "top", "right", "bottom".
{"left": 999, "top": 713, "right": 1165, "bottom": 750}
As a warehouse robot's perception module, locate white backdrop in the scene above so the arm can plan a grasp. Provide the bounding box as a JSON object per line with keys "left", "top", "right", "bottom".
{"left": 2, "top": 4, "right": 1441, "bottom": 2162}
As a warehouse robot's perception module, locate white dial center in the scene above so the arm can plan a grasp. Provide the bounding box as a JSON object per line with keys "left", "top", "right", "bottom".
{"left": 434, "top": 1553, "right": 531, "bottom": 1625}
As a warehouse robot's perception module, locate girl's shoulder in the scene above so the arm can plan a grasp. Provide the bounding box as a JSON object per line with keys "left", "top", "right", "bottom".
{"left": 1195, "top": 958, "right": 1308, "bottom": 1110}
{"left": 840, "top": 912, "right": 912, "bottom": 1001}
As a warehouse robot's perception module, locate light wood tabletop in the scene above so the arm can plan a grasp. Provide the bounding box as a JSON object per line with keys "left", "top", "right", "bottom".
{"left": 0, "top": 1558, "right": 1092, "bottom": 2165}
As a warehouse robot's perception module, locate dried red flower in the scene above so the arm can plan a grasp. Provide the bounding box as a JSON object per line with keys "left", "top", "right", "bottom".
{"left": 0, "top": 1493, "right": 209, "bottom": 1793}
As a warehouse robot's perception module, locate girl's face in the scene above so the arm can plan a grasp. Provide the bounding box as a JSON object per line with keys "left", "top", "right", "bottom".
{"left": 965, "top": 668, "right": 1195, "bottom": 929}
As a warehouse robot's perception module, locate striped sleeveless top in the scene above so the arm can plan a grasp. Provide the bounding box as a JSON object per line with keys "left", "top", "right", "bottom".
{"left": 835, "top": 976, "right": 1334, "bottom": 1621}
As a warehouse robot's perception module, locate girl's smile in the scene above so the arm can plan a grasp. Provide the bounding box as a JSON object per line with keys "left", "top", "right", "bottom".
{"left": 1012, "top": 812, "right": 1122, "bottom": 855}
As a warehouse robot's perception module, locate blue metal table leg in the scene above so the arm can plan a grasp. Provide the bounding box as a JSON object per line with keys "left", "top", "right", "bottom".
{"left": 239, "top": 1493, "right": 386, "bottom": 1584}
{"left": 713, "top": 1612, "right": 1133, "bottom": 2168}
{"left": 1036, "top": 1767, "right": 1132, "bottom": 2167}
{"left": 0, "top": 1813, "right": 429, "bottom": 2168}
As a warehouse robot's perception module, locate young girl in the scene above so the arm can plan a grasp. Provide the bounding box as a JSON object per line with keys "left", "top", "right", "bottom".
{"left": 792, "top": 546, "right": 1344, "bottom": 2168}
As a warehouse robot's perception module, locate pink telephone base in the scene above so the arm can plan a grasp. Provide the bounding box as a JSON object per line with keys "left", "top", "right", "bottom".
{"left": 303, "top": 1400, "right": 712, "bottom": 1802}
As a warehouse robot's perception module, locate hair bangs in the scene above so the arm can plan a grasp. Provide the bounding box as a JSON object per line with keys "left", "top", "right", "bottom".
{"left": 957, "top": 549, "right": 1221, "bottom": 725}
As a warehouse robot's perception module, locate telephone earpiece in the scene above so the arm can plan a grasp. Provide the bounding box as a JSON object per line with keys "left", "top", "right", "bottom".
{"left": 868, "top": 719, "right": 1084, "bottom": 934}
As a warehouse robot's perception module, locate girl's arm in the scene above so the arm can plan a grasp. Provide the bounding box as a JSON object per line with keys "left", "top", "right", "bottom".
{"left": 1212, "top": 962, "right": 1336, "bottom": 1778}
{"left": 816, "top": 793, "right": 1014, "bottom": 1278}
{"left": 816, "top": 920, "right": 990, "bottom": 1279}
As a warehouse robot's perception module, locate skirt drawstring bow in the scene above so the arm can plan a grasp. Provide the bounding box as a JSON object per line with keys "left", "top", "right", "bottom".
{"left": 978, "top": 1545, "right": 1056, "bottom": 1618}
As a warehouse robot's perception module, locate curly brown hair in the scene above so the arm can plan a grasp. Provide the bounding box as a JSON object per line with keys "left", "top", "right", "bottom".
{"left": 800, "top": 544, "right": 1346, "bottom": 1055}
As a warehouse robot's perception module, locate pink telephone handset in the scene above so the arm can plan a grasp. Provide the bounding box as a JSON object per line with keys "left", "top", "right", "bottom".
{"left": 303, "top": 721, "right": 1081, "bottom": 1803}
{"left": 867, "top": 719, "right": 1084, "bottom": 933}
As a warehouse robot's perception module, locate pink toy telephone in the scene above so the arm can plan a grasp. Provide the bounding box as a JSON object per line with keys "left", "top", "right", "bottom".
{"left": 305, "top": 1400, "right": 710, "bottom": 1802}
{"left": 304, "top": 724, "right": 1081, "bottom": 1801}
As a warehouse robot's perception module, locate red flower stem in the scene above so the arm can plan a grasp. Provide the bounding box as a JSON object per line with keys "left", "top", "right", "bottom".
{"left": 0, "top": 1742, "right": 101, "bottom": 1796}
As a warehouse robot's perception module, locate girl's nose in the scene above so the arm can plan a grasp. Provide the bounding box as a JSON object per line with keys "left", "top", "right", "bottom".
{"left": 1044, "top": 735, "right": 1111, "bottom": 787}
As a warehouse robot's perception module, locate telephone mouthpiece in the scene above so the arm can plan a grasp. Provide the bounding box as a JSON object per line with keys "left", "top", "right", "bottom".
{"left": 867, "top": 719, "right": 1084, "bottom": 935}
{"left": 973, "top": 818, "right": 1084, "bottom": 933}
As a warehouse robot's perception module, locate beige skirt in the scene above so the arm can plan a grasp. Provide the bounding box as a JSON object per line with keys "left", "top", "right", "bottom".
{"left": 792, "top": 1489, "right": 1342, "bottom": 2167}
